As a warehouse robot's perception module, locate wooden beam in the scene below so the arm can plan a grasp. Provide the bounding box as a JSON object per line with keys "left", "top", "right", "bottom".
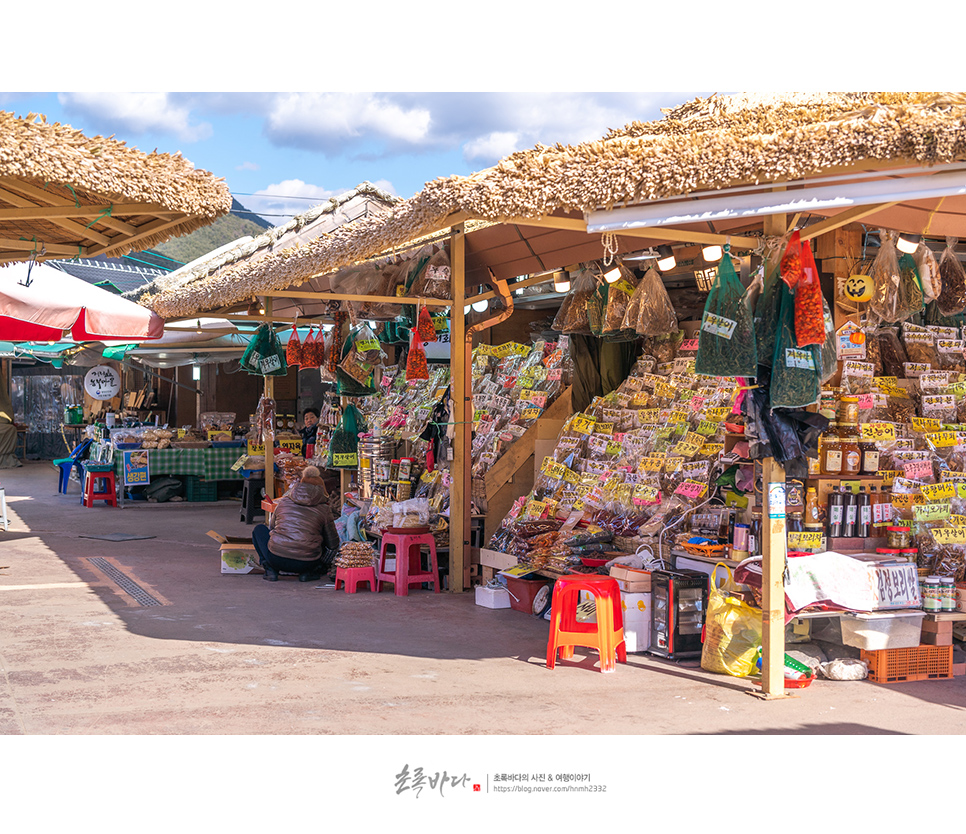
{"left": 0, "top": 186, "right": 112, "bottom": 247}
{"left": 465, "top": 271, "right": 559, "bottom": 306}
{"left": 262, "top": 290, "right": 452, "bottom": 307}
{"left": 0, "top": 237, "right": 87, "bottom": 257}
{"left": 0, "top": 179, "right": 140, "bottom": 238}
{"left": 0, "top": 203, "right": 177, "bottom": 221}
{"left": 608, "top": 226, "right": 760, "bottom": 249}
{"left": 449, "top": 224, "right": 470, "bottom": 594}
{"left": 86, "top": 214, "right": 194, "bottom": 258}
{"left": 799, "top": 203, "right": 899, "bottom": 242}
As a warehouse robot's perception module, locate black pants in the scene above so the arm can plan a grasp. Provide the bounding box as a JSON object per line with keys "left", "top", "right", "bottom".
{"left": 252, "top": 524, "right": 324, "bottom": 576}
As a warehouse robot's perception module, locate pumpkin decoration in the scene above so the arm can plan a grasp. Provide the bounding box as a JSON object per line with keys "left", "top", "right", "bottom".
{"left": 842, "top": 273, "right": 874, "bottom": 303}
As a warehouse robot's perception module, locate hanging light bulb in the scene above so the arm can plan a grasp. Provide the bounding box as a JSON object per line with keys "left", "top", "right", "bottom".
{"left": 702, "top": 244, "right": 723, "bottom": 262}
{"left": 463, "top": 304, "right": 471, "bottom": 315}
{"left": 553, "top": 271, "right": 571, "bottom": 293}
{"left": 602, "top": 267, "right": 622, "bottom": 283}
{"left": 656, "top": 245, "right": 676, "bottom": 271}
{"left": 472, "top": 298, "right": 489, "bottom": 313}
{"left": 897, "top": 233, "right": 922, "bottom": 254}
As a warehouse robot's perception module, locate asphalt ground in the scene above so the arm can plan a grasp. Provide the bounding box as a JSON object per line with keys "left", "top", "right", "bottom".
{"left": 0, "top": 460, "right": 962, "bottom": 829}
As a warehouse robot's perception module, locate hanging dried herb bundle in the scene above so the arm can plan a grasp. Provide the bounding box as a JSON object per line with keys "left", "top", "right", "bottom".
{"left": 629, "top": 266, "right": 678, "bottom": 336}
{"left": 285, "top": 323, "right": 303, "bottom": 367}
{"left": 869, "top": 230, "right": 923, "bottom": 323}
{"left": 795, "top": 240, "right": 825, "bottom": 347}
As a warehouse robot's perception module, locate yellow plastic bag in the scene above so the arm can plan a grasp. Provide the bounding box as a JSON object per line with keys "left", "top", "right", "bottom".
{"left": 700, "top": 563, "right": 763, "bottom": 678}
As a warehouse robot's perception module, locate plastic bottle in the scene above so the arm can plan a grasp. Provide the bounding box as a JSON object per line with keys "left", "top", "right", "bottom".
{"left": 804, "top": 487, "right": 822, "bottom": 527}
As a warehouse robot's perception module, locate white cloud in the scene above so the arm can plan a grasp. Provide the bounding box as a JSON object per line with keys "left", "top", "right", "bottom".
{"left": 236, "top": 161, "right": 259, "bottom": 171}
{"left": 265, "top": 93, "right": 432, "bottom": 152}
{"left": 242, "top": 179, "right": 341, "bottom": 224}
{"left": 463, "top": 131, "right": 524, "bottom": 162}
{"left": 57, "top": 92, "right": 212, "bottom": 143}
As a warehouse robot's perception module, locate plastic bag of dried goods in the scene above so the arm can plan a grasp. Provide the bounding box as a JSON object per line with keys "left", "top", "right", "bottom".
{"left": 695, "top": 248, "right": 757, "bottom": 378}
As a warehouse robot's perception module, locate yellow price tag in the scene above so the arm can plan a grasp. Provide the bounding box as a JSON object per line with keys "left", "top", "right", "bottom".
{"left": 247, "top": 441, "right": 265, "bottom": 456}
{"left": 571, "top": 414, "right": 597, "bottom": 435}
{"left": 912, "top": 416, "right": 943, "bottom": 433}
{"left": 788, "top": 531, "right": 824, "bottom": 549}
{"left": 913, "top": 502, "right": 951, "bottom": 522}
{"left": 932, "top": 527, "right": 966, "bottom": 544}
{"left": 926, "top": 430, "right": 958, "bottom": 448}
{"left": 699, "top": 443, "right": 724, "bottom": 456}
{"left": 921, "top": 481, "right": 956, "bottom": 502}
{"left": 633, "top": 484, "right": 660, "bottom": 504}
{"left": 696, "top": 420, "right": 719, "bottom": 436}
{"left": 594, "top": 422, "right": 615, "bottom": 435}
{"left": 546, "top": 461, "right": 567, "bottom": 480}
{"left": 705, "top": 407, "right": 730, "bottom": 421}
{"left": 664, "top": 456, "right": 684, "bottom": 473}
{"left": 859, "top": 422, "right": 896, "bottom": 442}
{"left": 879, "top": 470, "right": 899, "bottom": 486}
{"left": 948, "top": 514, "right": 966, "bottom": 527}
{"left": 639, "top": 456, "right": 665, "bottom": 473}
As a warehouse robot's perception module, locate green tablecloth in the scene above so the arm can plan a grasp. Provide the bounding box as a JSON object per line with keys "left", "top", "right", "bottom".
{"left": 113, "top": 447, "right": 246, "bottom": 483}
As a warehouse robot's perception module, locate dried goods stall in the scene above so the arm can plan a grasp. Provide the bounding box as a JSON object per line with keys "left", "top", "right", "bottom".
{"left": 138, "top": 92, "right": 966, "bottom": 697}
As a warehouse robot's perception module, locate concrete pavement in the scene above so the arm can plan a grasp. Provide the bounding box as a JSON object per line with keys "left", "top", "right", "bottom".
{"left": 1, "top": 460, "right": 964, "bottom": 738}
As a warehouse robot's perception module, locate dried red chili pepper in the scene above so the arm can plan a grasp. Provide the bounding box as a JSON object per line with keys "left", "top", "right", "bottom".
{"left": 794, "top": 239, "right": 825, "bottom": 347}
{"left": 780, "top": 229, "right": 804, "bottom": 289}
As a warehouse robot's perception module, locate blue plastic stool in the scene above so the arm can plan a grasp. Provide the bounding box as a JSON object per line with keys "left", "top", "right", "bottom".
{"left": 53, "top": 438, "right": 93, "bottom": 494}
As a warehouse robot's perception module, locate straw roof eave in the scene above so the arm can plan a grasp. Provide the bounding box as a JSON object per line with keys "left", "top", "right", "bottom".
{"left": 141, "top": 91, "right": 966, "bottom": 319}
{"left": 0, "top": 112, "right": 232, "bottom": 219}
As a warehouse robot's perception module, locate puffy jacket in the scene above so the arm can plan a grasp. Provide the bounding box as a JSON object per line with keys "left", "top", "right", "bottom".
{"left": 268, "top": 480, "right": 340, "bottom": 562}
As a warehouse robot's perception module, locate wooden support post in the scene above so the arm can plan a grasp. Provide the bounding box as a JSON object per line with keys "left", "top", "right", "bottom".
{"left": 448, "top": 224, "right": 470, "bottom": 593}
{"left": 753, "top": 207, "right": 791, "bottom": 700}
{"left": 755, "top": 457, "right": 790, "bottom": 699}
{"left": 264, "top": 296, "right": 276, "bottom": 500}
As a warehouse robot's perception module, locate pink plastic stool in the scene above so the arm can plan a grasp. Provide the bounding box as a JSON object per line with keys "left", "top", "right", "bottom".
{"left": 546, "top": 575, "right": 626, "bottom": 673}
{"left": 376, "top": 531, "right": 440, "bottom": 596}
{"left": 335, "top": 566, "right": 376, "bottom": 593}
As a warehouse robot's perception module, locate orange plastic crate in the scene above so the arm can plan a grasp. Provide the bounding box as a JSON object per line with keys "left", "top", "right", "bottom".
{"left": 861, "top": 645, "right": 954, "bottom": 683}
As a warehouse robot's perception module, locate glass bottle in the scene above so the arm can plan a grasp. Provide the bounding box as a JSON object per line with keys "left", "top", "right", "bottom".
{"left": 859, "top": 439, "right": 880, "bottom": 476}
{"left": 843, "top": 487, "right": 858, "bottom": 537}
{"left": 827, "top": 487, "right": 845, "bottom": 538}
{"left": 804, "top": 487, "right": 822, "bottom": 527}
{"left": 856, "top": 487, "right": 871, "bottom": 538}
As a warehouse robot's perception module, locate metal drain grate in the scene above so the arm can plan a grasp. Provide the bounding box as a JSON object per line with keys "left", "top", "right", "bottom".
{"left": 88, "top": 558, "right": 163, "bottom": 606}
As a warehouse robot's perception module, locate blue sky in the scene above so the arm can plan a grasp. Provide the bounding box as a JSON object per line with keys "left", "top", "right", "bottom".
{"left": 0, "top": 91, "right": 711, "bottom": 226}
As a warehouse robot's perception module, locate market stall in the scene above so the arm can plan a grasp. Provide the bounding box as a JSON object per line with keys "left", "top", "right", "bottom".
{"left": 137, "top": 92, "right": 966, "bottom": 696}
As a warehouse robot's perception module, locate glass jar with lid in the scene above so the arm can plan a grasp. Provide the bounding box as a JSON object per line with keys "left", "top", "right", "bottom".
{"left": 821, "top": 426, "right": 843, "bottom": 476}
{"left": 840, "top": 432, "right": 862, "bottom": 476}
{"left": 858, "top": 439, "right": 880, "bottom": 476}
{"left": 837, "top": 396, "right": 860, "bottom": 426}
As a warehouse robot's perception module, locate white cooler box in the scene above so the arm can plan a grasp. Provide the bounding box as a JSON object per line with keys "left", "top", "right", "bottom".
{"left": 475, "top": 585, "right": 511, "bottom": 609}
{"left": 621, "top": 591, "right": 651, "bottom": 653}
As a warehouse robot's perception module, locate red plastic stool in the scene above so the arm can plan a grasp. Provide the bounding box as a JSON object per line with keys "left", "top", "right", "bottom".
{"left": 376, "top": 531, "right": 439, "bottom": 596}
{"left": 82, "top": 467, "right": 118, "bottom": 508}
{"left": 335, "top": 566, "right": 376, "bottom": 593}
{"left": 546, "top": 575, "right": 626, "bottom": 673}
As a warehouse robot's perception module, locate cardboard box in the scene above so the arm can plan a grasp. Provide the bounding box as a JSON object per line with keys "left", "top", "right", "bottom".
{"left": 621, "top": 591, "right": 651, "bottom": 653}
{"left": 207, "top": 530, "right": 264, "bottom": 575}
{"left": 475, "top": 585, "right": 510, "bottom": 609}
{"left": 610, "top": 565, "right": 651, "bottom": 593}
{"left": 921, "top": 618, "right": 954, "bottom": 635}
{"left": 921, "top": 631, "right": 954, "bottom": 647}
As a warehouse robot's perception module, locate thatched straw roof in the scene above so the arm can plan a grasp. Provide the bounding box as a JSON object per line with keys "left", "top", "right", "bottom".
{"left": 124, "top": 182, "right": 399, "bottom": 306}
{"left": 0, "top": 112, "right": 232, "bottom": 265}
{"left": 141, "top": 91, "right": 966, "bottom": 319}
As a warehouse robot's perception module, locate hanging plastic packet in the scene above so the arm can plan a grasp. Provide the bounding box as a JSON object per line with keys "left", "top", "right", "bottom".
{"left": 695, "top": 246, "right": 757, "bottom": 378}
{"left": 869, "top": 230, "right": 923, "bottom": 323}
{"left": 795, "top": 239, "right": 825, "bottom": 347}
{"left": 407, "top": 246, "right": 451, "bottom": 300}
{"left": 598, "top": 261, "right": 638, "bottom": 340}
{"left": 240, "top": 323, "right": 289, "bottom": 377}
{"left": 587, "top": 276, "right": 609, "bottom": 337}
{"left": 819, "top": 297, "right": 838, "bottom": 383}
{"left": 630, "top": 266, "right": 678, "bottom": 336}
{"left": 780, "top": 229, "right": 804, "bottom": 289}
{"left": 937, "top": 237, "right": 966, "bottom": 316}
{"left": 754, "top": 235, "right": 788, "bottom": 365}
{"left": 406, "top": 329, "right": 429, "bottom": 381}
{"left": 285, "top": 320, "right": 303, "bottom": 368}
{"left": 771, "top": 281, "right": 821, "bottom": 408}
{"left": 914, "top": 242, "right": 943, "bottom": 302}
{"left": 552, "top": 267, "right": 597, "bottom": 334}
